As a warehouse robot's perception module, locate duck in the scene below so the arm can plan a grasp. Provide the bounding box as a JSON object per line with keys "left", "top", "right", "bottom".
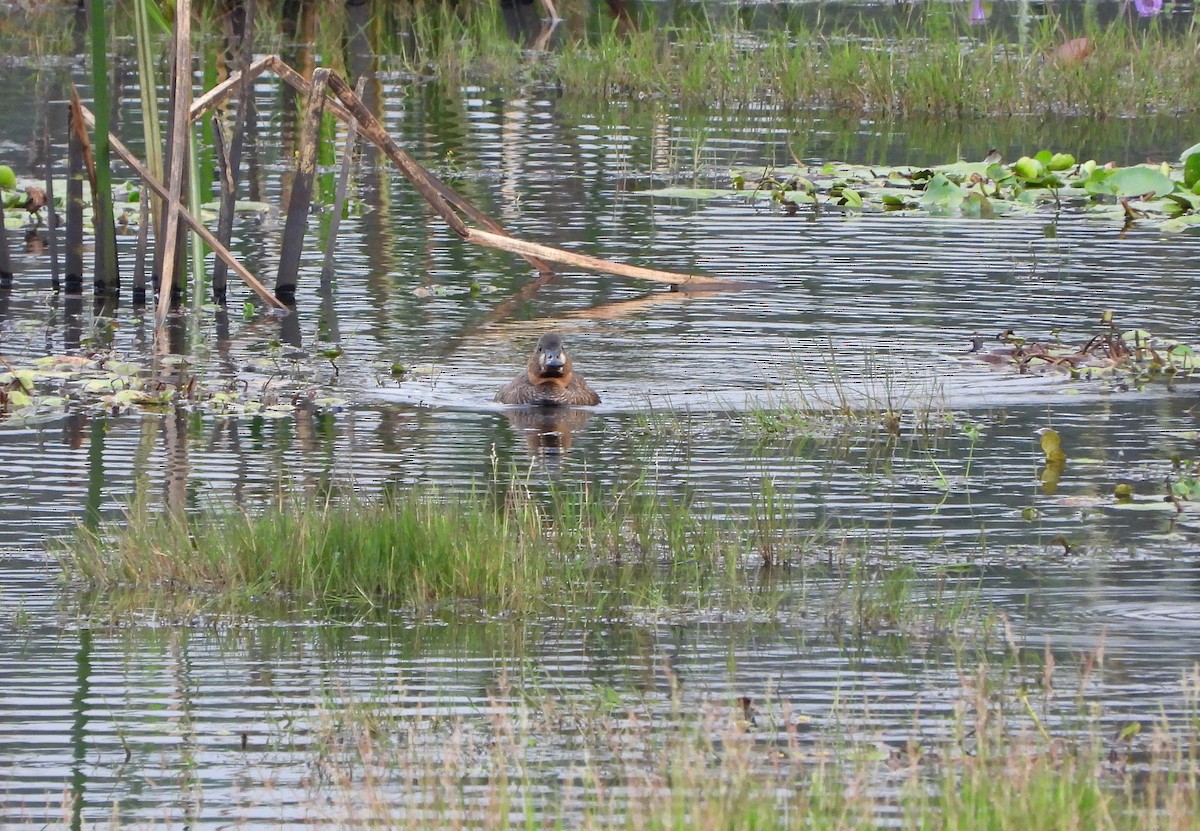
{"left": 496, "top": 332, "right": 600, "bottom": 406}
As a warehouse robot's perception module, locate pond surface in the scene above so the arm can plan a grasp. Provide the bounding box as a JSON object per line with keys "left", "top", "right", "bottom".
{"left": 2, "top": 3, "right": 1200, "bottom": 826}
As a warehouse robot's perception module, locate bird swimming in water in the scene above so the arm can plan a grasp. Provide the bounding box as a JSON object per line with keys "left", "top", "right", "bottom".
{"left": 496, "top": 332, "right": 600, "bottom": 406}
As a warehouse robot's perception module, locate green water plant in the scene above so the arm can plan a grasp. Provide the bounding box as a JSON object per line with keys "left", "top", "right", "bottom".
{"left": 58, "top": 474, "right": 812, "bottom": 615}
{"left": 648, "top": 144, "right": 1200, "bottom": 232}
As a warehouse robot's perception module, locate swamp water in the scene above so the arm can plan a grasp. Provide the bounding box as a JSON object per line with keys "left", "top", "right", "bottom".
{"left": 3, "top": 6, "right": 1200, "bottom": 827}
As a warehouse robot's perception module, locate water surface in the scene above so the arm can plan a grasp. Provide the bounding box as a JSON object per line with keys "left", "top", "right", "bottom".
{"left": 2, "top": 4, "right": 1200, "bottom": 825}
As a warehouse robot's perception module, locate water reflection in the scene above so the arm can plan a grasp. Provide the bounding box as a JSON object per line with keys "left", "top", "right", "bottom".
{"left": 502, "top": 404, "right": 594, "bottom": 456}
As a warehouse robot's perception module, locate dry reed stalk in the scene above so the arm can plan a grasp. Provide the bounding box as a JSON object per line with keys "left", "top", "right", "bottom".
{"left": 42, "top": 130, "right": 60, "bottom": 292}
{"left": 465, "top": 228, "right": 721, "bottom": 286}
{"left": 211, "top": 115, "right": 234, "bottom": 300}
{"left": 314, "top": 67, "right": 716, "bottom": 285}
{"left": 189, "top": 56, "right": 273, "bottom": 123}
{"left": 78, "top": 106, "right": 288, "bottom": 310}
{"left": 65, "top": 104, "right": 85, "bottom": 292}
{"left": 0, "top": 200, "right": 11, "bottom": 286}
{"left": 275, "top": 67, "right": 331, "bottom": 303}
{"left": 157, "top": 0, "right": 194, "bottom": 324}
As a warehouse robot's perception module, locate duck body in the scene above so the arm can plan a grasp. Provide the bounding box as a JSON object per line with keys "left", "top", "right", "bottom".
{"left": 496, "top": 332, "right": 600, "bottom": 407}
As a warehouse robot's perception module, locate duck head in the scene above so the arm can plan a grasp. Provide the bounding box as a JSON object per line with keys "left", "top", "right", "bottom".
{"left": 529, "top": 332, "right": 572, "bottom": 383}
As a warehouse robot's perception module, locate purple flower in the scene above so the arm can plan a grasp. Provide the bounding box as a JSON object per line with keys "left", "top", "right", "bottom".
{"left": 1133, "top": 0, "right": 1163, "bottom": 16}
{"left": 970, "top": 0, "right": 988, "bottom": 23}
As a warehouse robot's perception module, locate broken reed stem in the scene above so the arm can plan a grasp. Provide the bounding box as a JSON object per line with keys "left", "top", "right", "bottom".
{"left": 275, "top": 67, "right": 330, "bottom": 304}
{"left": 78, "top": 105, "right": 287, "bottom": 310}
{"left": 320, "top": 76, "right": 365, "bottom": 289}
{"left": 318, "top": 68, "right": 555, "bottom": 272}
{"left": 466, "top": 228, "right": 719, "bottom": 286}
{"left": 65, "top": 104, "right": 85, "bottom": 292}
{"left": 321, "top": 72, "right": 469, "bottom": 237}
{"left": 134, "top": 184, "right": 150, "bottom": 303}
{"left": 157, "top": 0, "right": 193, "bottom": 324}
{"left": 211, "top": 0, "right": 256, "bottom": 303}
{"left": 313, "top": 67, "right": 716, "bottom": 285}
{"left": 0, "top": 200, "right": 11, "bottom": 286}
{"left": 189, "top": 56, "right": 273, "bottom": 123}
{"left": 43, "top": 130, "right": 60, "bottom": 292}
{"left": 211, "top": 115, "right": 233, "bottom": 301}
{"left": 88, "top": 0, "right": 118, "bottom": 295}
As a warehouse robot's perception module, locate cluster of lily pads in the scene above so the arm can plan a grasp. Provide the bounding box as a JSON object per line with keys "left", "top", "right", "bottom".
{"left": 0, "top": 349, "right": 349, "bottom": 423}
{"left": 644, "top": 143, "right": 1200, "bottom": 232}
{"left": 2, "top": 165, "right": 277, "bottom": 233}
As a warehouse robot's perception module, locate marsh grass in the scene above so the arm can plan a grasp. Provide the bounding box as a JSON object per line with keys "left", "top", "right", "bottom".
{"left": 550, "top": 12, "right": 1200, "bottom": 117}
{"left": 5, "top": 3, "right": 1194, "bottom": 117}
{"left": 273, "top": 657, "right": 1200, "bottom": 830}
{"left": 57, "top": 474, "right": 826, "bottom": 616}
{"left": 742, "top": 348, "right": 949, "bottom": 443}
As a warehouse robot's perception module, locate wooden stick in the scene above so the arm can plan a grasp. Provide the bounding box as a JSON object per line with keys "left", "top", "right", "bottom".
{"left": 189, "top": 55, "right": 273, "bottom": 122}
{"left": 78, "top": 106, "right": 288, "bottom": 310}
{"left": 266, "top": 56, "right": 355, "bottom": 125}
{"left": 157, "top": 0, "right": 193, "bottom": 324}
{"left": 275, "top": 67, "right": 330, "bottom": 302}
{"left": 465, "top": 229, "right": 719, "bottom": 286}
{"left": 211, "top": 114, "right": 236, "bottom": 301}
{"left": 319, "top": 72, "right": 469, "bottom": 238}
{"left": 271, "top": 61, "right": 553, "bottom": 271}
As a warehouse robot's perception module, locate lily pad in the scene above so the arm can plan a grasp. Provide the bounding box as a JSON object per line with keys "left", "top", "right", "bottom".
{"left": 640, "top": 187, "right": 743, "bottom": 200}
{"left": 199, "top": 199, "right": 275, "bottom": 213}
{"left": 1161, "top": 214, "right": 1200, "bottom": 233}
{"left": 919, "top": 173, "right": 965, "bottom": 210}
{"left": 1085, "top": 166, "right": 1176, "bottom": 199}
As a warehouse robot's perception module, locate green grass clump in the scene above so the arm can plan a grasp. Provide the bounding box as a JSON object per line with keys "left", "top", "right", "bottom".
{"left": 58, "top": 479, "right": 813, "bottom": 616}
{"left": 62, "top": 490, "right": 550, "bottom": 610}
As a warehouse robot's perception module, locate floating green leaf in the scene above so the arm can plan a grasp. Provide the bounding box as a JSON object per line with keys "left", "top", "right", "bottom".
{"left": 641, "top": 187, "right": 743, "bottom": 200}
{"left": 1161, "top": 214, "right": 1200, "bottom": 233}
{"left": 1086, "top": 166, "right": 1176, "bottom": 198}
{"left": 919, "top": 173, "right": 965, "bottom": 210}
{"left": 1047, "top": 153, "right": 1076, "bottom": 172}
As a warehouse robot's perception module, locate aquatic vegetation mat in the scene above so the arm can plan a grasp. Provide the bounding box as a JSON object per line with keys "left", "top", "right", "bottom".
{"left": 644, "top": 143, "right": 1200, "bottom": 233}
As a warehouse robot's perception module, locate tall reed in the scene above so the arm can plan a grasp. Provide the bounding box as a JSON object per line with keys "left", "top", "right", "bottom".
{"left": 88, "top": 0, "right": 118, "bottom": 290}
